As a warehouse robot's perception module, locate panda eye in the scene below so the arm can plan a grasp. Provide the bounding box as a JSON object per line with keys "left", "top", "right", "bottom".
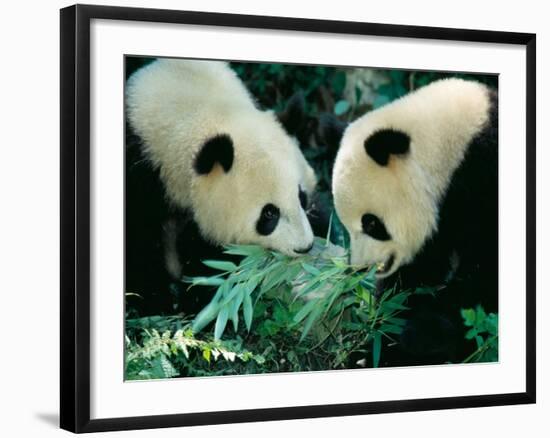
{"left": 361, "top": 213, "right": 391, "bottom": 241}
{"left": 257, "top": 203, "right": 280, "bottom": 236}
{"left": 298, "top": 186, "right": 308, "bottom": 210}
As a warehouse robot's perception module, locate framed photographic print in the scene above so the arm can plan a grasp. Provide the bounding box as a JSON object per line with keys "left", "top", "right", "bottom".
{"left": 60, "top": 4, "right": 536, "bottom": 433}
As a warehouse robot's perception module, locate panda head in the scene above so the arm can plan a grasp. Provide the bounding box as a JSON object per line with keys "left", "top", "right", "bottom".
{"left": 332, "top": 126, "right": 437, "bottom": 277}
{"left": 331, "top": 78, "right": 492, "bottom": 277}
{"left": 189, "top": 109, "right": 316, "bottom": 257}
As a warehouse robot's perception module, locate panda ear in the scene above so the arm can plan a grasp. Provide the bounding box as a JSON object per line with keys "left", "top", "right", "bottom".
{"left": 364, "top": 129, "right": 410, "bottom": 166}
{"left": 277, "top": 91, "right": 306, "bottom": 136}
{"left": 194, "top": 134, "right": 234, "bottom": 175}
{"left": 317, "top": 113, "right": 347, "bottom": 152}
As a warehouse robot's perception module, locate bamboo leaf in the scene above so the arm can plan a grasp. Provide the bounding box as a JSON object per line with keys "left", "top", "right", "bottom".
{"left": 379, "top": 324, "right": 403, "bottom": 335}
{"left": 334, "top": 99, "right": 350, "bottom": 116}
{"left": 381, "top": 301, "right": 408, "bottom": 311}
{"left": 293, "top": 299, "right": 319, "bottom": 324}
{"left": 202, "top": 260, "right": 238, "bottom": 272}
{"left": 182, "top": 276, "right": 225, "bottom": 286}
{"left": 372, "top": 332, "right": 382, "bottom": 368}
{"left": 221, "top": 283, "right": 243, "bottom": 305}
{"left": 323, "top": 283, "right": 345, "bottom": 315}
{"left": 223, "top": 245, "right": 266, "bottom": 257}
{"left": 192, "top": 301, "right": 221, "bottom": 333}
{"left": 214, "top": 305, "right": 229, "bottom": 340}
{"left": 293, "top": 277, "right": 322, "bottom": 299}
{"left": 243, "top": 293, "right": 253, "bottom": 332}
{"left": 301, "top": 263, "right": 322, "bottom": 276}
{"left": 300, "top": 305, "right": 323, "bottom": 341}
{"left": 387, "top": 317, "right": 407, "bottom": 326}
{"left": 230, "top": 289, "right": 245, "bottom": 331}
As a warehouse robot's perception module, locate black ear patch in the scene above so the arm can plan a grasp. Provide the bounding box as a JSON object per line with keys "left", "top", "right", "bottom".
{"left": 364, "top": 129, "right": 410, "bottom": 166}
{"left": 194, "top": 134, "right": 234, "bottom": 175}
{"left": 277, "top": 91, "right": 306, "bottom": 136}
{"left": 317, "top": 113, "right": 347, "bottom": 152}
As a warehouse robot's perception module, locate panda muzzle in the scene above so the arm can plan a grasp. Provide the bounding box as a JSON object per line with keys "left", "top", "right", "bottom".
{"left": 294, "top": 242, "right": 314, "bottom": 254}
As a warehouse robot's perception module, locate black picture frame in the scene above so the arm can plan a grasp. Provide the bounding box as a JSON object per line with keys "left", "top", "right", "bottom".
{"left": 60, "top": 4, "right": 536, "bottom": 433}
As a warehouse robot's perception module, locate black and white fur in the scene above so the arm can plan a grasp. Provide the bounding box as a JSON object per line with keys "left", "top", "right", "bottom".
{"left": 125, "top": 59, "right": 317, "bottom": 314}
{"left": 331, "top": 78, "right": 498, "bottom": 364}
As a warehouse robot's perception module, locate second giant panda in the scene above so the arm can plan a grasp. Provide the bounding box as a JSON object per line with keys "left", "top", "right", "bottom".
{"left": 126, "top": 59, "right": 318, "bottom": 315}
{"left": 331, "top": 78, "right": 498, "bottom": 364}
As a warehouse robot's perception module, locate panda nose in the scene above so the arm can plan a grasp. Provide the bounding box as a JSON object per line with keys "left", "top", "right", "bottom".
{"left": 294, "top": 242, "right": 314, "bottom": 254}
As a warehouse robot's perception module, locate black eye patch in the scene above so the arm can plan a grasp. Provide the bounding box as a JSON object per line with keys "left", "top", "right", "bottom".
{"left": 299, "top": 187, "right": 308, "bottom": 210}
{"left": 256, "top": 204, "right": 280, "bottom": 236}
{"left": 362, "top": 213, "right": 391, "bottom": 241}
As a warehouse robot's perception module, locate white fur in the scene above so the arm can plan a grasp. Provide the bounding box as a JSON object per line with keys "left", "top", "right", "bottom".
{"left": 126, "top": 59, "right": 316, "bottom": 256}
{"left": 332, "top": 78, "right": 492, "bottom": 275}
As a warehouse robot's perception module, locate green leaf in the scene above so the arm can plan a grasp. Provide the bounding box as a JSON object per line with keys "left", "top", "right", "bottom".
{"left": 244, "top": 276, "right": 260, "bottom": 295}
{"left": 355, "top": 86, "right": 363, "bottom": 104}
{"left": 243, "top": 293, "right": 253, "bottom": 332}
{"left": 301, "top": 263, "right": 322, "bottom": 276}
{"left": 259, "top": 262, "right": 287, "bottom": 293}
{"left": 475, "top": 335, "right": 484, "bottom": 349}
{"left": 192, "top": 301, "right": 221, "bottom": 333}
{"left": 292, "top": 277, "right": 322, "bottom": 299}
{"left": 379, "top": 324, "right": 403, "bottom": 335}
{"left": 372, "top": 332, "right": 382, "bottom": 368}
{"left": 258, "top": 320, "right": 280, "bottom": 337}
{"left": 182, "top": 276, "right": 225, "bottom": 286}
{"left": 461, "top": 308, "right": 476, "bottom": 326}
{"left": 334, "top": 100, "right": 350, "bottom": 116}
{"left": 475, "top": 305, "right": 487, "bottom": 324}
{"left": 230, "top": 289, "right": 245, "bottom": 331}
{"left": 387, "top": 317, "right": 407, "bottom": 326}
{"left": 319, "top": 266, "right": 344, "bottom": 281}
{"left": 414, "top": 286, "right": 437, "bottom": 296}
{"left": 223, "top": 244, "right": 266, "bottom": 257}
{"left": 272, "top": 303, "right": 292, "bottom": 324}
{"left": 323, "top": 283, "right": 345, "bottom": 315}
{"left": 159, "top": 354, "right": 178, "bottom": 378}
{"left": 300, "top": 305, "right": 323, "bottom": 341}
{"left": 332, "top": 71, "right": 347, "bottom": 96}
{"left": 381, "top": 301, "right": 408, "bottom": 311}
{"left": 293, "top": 299, "right": 319, "bottom": 324}
{"left": 221, "top": 283, "right": 243, "bottom": 305}
{"left": 202, "top": 260, "right": 238, "bottom": 272}
{"left": 214, "top": 305, "right": 229, "bottom": 340}
{"left": 485, "top": 313, "right": 498, "bottom": 336}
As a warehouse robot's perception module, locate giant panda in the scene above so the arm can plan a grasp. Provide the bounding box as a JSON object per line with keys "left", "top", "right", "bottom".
{"left": 330, "top": 78, "right": 498, "bottom": 365}
{"left": 125, "top": 59, "right": 318, "bottom": 315}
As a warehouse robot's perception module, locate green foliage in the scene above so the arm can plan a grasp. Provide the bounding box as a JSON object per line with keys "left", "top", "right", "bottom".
{"left": 334, "top": 99, "right": 351, "bottom": 116}
{"left": 125, "top": 324, "right": 265, "bottom": 380}
{"left": 125, "top": 237, "right": 433, "bottom": 379}
{"left": 461, "top": 305, "right": 498, "bottom": 363}
{"left": 231, "top": 62, "right": 350, "bottom": 117}
{"left": 189, "top": 240, "right": 354, "bottom": 340}
{"left": 182, "top": 239, "right": 421, "bottom": 371}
